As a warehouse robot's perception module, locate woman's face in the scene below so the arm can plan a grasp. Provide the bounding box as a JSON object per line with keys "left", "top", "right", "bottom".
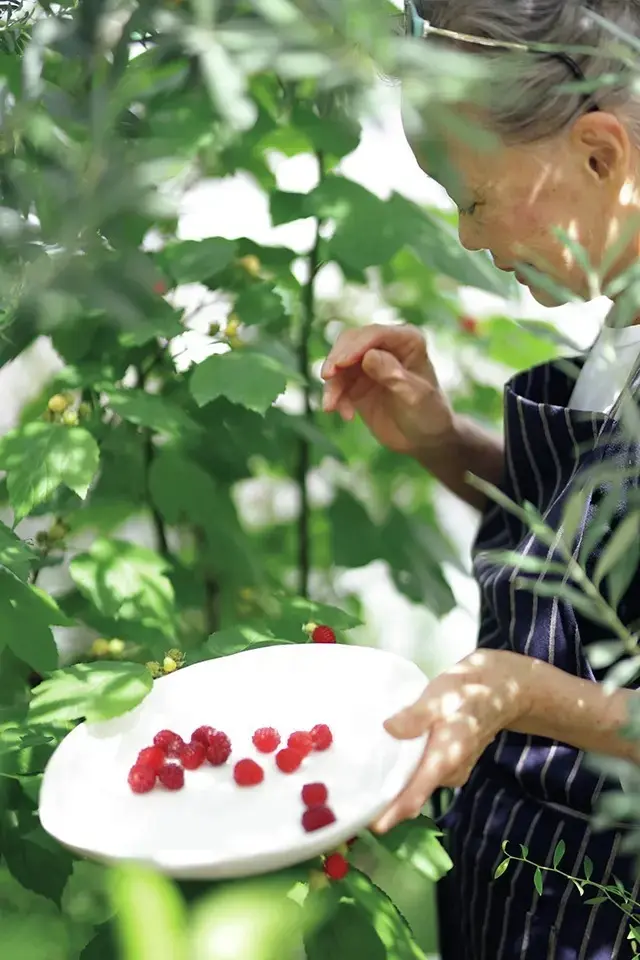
{"left": 408, "top": 110, "right": 640, "bottom": 307}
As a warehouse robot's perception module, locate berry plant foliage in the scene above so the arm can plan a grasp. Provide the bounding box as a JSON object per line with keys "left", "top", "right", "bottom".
{"left": 0, "top": 0, "right": 565, "bottom": 958}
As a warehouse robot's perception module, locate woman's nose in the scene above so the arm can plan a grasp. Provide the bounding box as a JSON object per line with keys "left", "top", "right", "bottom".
{"left": 457, "top": 217, "right": 484, "bottom": 253}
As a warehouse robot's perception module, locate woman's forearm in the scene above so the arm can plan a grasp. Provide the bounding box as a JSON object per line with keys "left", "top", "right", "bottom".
{"left": 510, "top": 653, "right": 640, "bottom": 763}
{"left": 411, "top": 414, "right": 504, "bottom": 511}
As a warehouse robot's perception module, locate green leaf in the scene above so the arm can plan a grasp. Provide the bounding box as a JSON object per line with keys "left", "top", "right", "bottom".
{"left": 0, "top": 521, "right": 37, "bottom": 580}
{"left": 520, "top": 845, "right": 529, "bottom": 859}
{"left": 494, "top": 860, "right": 510, "bottom": 879}
{"left": 29, "top": 662, "right": 153, "bottom": 724}
{"left": 515, "top": 579, "right": 608, "bottom": 626}
{"left": 553, "top": 839, "right": 566, "bottom": 869}
{"left": 584, "top": 896, "right": 607, "bottom": 905}
{"left": 0, "top": 569, "right": 59, "bottom": 673}
{"left": 586, "top": 640, "right": 625, "bottom": 670}
{"left": 344, "top": 868, "right": 427, "bottom": 959}
{"left": 484, "top": 316, "right": 558, "bottom": 370}
{"left": 583, "top": 855, "right": 594, "bottom": 881}
{"left": 478, "top": 550, "right": 569, "bottom": 578}
{"left": 270, "top": 190, "right": 311, "bottom": 226}
{"left": 304, "top": 898, "right": 387, "bottom": 960}
{"left": 534, "top": 867, "right": 544, "bottom": 896}
{"left": 157, "top": 237, "right": 237, "bottom": 286}
{"left": 204, "top": 623, "right": 296, "bottom": 659}
{"left": 375, "top": 815, "right": 453, "bottom": 883}
{"left": 105, "top": 389, "right": 201, "bottom": 439}
{"left": 110, "top": 863, "right": 186, "bottom": 960}
{"left": 594, "top": 513, "right": 640, "bottom": 591}
{"left": 0, "top": 422, "right": 100, "bottom": 521}
{"left": 190, "top": 350, "right": 288, "bottom": 414}
{"left": 572, "top": 879, "right": 585, "bottom": 896}
{"left": 3, "top": 826, "right": 73, "bottom": 906}
{"left": 272, "top": 596, "right": 361, "bottom": 631}
{"left": 69, "top": 539, "right": 176, "bottom": 637}
{"left": 604, "top": 655, "right": 640, "bottom": 689}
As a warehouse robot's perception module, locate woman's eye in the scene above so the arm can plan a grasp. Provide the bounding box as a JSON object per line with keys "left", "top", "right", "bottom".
{"left": 459, "top": 202, "right": 477, "bottom": 216}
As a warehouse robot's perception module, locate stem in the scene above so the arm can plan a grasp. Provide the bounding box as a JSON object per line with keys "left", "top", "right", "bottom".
{"left": 136, "top": 364, "right": 170, "bottom": 559}
{"left": 296, "top": 150, "right": 324, "bottom": 599}
{"left": 505, "top": 852, "right": 640, "bottom": 914}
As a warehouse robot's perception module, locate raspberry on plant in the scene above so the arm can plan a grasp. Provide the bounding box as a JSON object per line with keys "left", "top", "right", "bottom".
{"left": 324, "top": 852, "right": 349, "bottom": 881}
{"left": 302, "top": 805, "right": 336, "bottom": 833}
{"left": 158, "top": 762, "right": 184, "bottom": 790}
{"left": 310, "top": 724, "right": 333, "bottom": 751}
{"left": 180, "top": 741, "right": 206, "bottom": 770}
{"left": 128, "top": 765, "right": 156, "bottom": 794}
{"left": 136, "top": 746, "right": 165, "bottom": 772}
{"left": 311, "top": 625, "right": 336, "bottom": 644}
{"left": 252, "top": 727, "right": 281, "bottom": 753}
{"left": 207, "top": 731, "right": 232, "bottom": 766}
{"left": 301, "top": 782, "right": 328, "bottom": 807}
{"left": 191, "top": 725, "right": 216, "bottom": 746}
{"left": 47, "top": 394, "right": 69, "bottom": 414}
{"left": 275, "top": 747, "right": 303, "bottom": 774}
{"left": 288, "top": 731, "right": 313, "bottom": 757}
{"left": 233, "top": 758, "right": 264, "bottom": 787}
{"left": 153, "top": 729, "right": 184, "bottom": 757}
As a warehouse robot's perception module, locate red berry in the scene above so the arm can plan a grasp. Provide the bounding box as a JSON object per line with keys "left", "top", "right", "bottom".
{"left": 302, "top": 805, "right": 336, "bottom": 833}
{"left": 312, "top": 625, "right": 336, "bottom": 644}
{"left": 191, "top": 725, "right": 216, "bottom": 746}
{"left": 459, "top": 315, "right": 479, "bottom": 336}
{"left": 153, "top": 729, "right": 184, "bottom": 757}
{"left": 154, "top": 279, "right": 168, "bottom": 295}
{"left": 324, "top": 852, "right": 349, "bottom": 880}
{"left": 128, "top": 765, "right": 156, "bottom": 794}
{"left": 252, "top": 727, "right": 281, "bottom": 753}
{"left": 207, "top": 731, "right": 232, "bottom": 766}
{"left": 310, "top": 723, "right": 333, "bottom": 751}
{"left": 158, "top": 762, "right": 184, "bottom": 790}
{"left": 136, "top": 746, "right": 165, "bottom": 772}
{"left": 180, "top": 740, "right": 206, "bottom": 770}
{"left": 302, "top": 782, "right": 328, "bottom": 807}
{"left": 233, "top": 758, "right": 264, "bottom": 787}
{"left": 288, "top": 731, "right": 313, "bottom": 757}
{"left": 275, "top": 747, "right": 303, "bottom": 773}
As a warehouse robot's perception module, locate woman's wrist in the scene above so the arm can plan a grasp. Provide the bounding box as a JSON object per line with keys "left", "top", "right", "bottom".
{"left": 507, "top": 653, "right": 640, "bottom": 764}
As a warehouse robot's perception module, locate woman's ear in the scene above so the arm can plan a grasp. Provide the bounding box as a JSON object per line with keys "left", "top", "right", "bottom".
{"left": 572, "top": 112, "right": 631, "bottom": 185}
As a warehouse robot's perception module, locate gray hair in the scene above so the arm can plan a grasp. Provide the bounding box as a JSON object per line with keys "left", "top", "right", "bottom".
{"left": 414, "top": 0, "right": 640, "bottom": 143}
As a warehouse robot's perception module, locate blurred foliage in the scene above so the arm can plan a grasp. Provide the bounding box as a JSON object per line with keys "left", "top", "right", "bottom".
{"left": 1, "top": 0, "right": 632, "bottom": 957}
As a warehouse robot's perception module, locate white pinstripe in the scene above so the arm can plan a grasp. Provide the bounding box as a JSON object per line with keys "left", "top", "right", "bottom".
{"left": 577, "top": 833, "right": 621, "bottom": 960}
{"left": 519, "top": 819, "right": 565, "bottom": 959}
{"left": 479, "top": 797, "right": 526, "bottom": 960}
{"left": 495, "top": 808, "right": 545, "bottom": 959}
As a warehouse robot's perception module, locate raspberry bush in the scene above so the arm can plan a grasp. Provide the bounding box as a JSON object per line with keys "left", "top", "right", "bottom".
{"left": 0, "top": 1, "right": 577, "bottom": 958}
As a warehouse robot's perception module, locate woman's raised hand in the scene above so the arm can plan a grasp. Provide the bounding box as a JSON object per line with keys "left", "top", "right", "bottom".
{"left": 321, "top": 324, "right": 455, "bottom": 456}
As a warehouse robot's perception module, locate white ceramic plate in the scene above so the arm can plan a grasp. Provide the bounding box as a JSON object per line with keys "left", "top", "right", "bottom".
{"left": 39, "top": 643, "right": 428, "bottom": 879}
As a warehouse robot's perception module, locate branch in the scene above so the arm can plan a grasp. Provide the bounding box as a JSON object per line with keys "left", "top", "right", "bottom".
{"left": 135, "top": 364, "right": 170, "bottom": 559}
{"left": 297, "top": 150, "right": 324, "bottom": 599}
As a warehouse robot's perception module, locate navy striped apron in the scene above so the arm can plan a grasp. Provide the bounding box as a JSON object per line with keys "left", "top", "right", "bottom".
{"left": 436, "top": 357, "right": 640, "bottom": 960}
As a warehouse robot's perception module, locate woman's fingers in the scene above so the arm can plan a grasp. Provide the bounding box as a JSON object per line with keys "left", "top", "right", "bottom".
{"left": 373, "top": 723, "right": 477, "bottom": 834}
{"left": 322, "top": 324, "right": 425, "bottom": 380}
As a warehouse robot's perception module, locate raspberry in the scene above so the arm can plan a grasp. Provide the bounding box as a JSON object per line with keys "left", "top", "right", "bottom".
{"left": 302, "top": 805, "right": 336, "bottom": 833}
{"left": 312, "top": 625, "right": 336, "bottom": 644}
{"left": 207, "top": 731, "right": 232, "bottom": 766}
{"left": 310, "top": 723, "right": 333, "bottom": 751}
{"left": 252, "top": 727, "right": 281, "bottom": 753}
{"left": 233, "top": 758, "right": 264, "bottom": 787}
{"left": 180, "top": 740, "right": 206, "bottom": 770}
{"left": 288, "top": 731, "right": 313, "bottom": 757}
{"left": 153, "top": 729, "right": 184, "bottom": 757}
{"left": 324, "top": 852, "right": 349, "bottom": 881}
{"left": 158, "top": 762, "right": 184, "bottom": 790}
{"left": 136, "top": 746, "right": 165, "bottom": 772}
{"left": 275, "top": 747, "right": 303, "bottom": 773}
{"left": 301, "top": 782, "right": 328, "bottom": 807}
{"left": 191, "top": 725, "right": 216, "bottom": 746}
{"left": 128, "top": 765, "right": 156, "bottom": 794}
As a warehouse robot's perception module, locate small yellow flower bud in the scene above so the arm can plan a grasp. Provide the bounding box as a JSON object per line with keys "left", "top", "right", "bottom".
{"left": 61, "top": 409, "right": 79, "bottom": 427}
{"left": 108, "top": 639, "right": 125, "bottom": 656}
{"left": 91, "top": 638, "right": 110, "bottom": 657}
{"left": 163, "top": 656, "right": 177, "bottom": 674}
{"left": 47, "top": 394, "right": 69, "bottom": 414}
{"left": 48, "top": 521, "right": 68, "bottom": 542}
{"left": 146, "top": 661, "right": 162, "bottom": 679}
{"left": 237, "top": 255, "right": 261, "bottom": 277}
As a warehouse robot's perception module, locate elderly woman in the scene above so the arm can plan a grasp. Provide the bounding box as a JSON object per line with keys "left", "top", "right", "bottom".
{"left": 322, "top": 1, "right": 640, "bottom": 958}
